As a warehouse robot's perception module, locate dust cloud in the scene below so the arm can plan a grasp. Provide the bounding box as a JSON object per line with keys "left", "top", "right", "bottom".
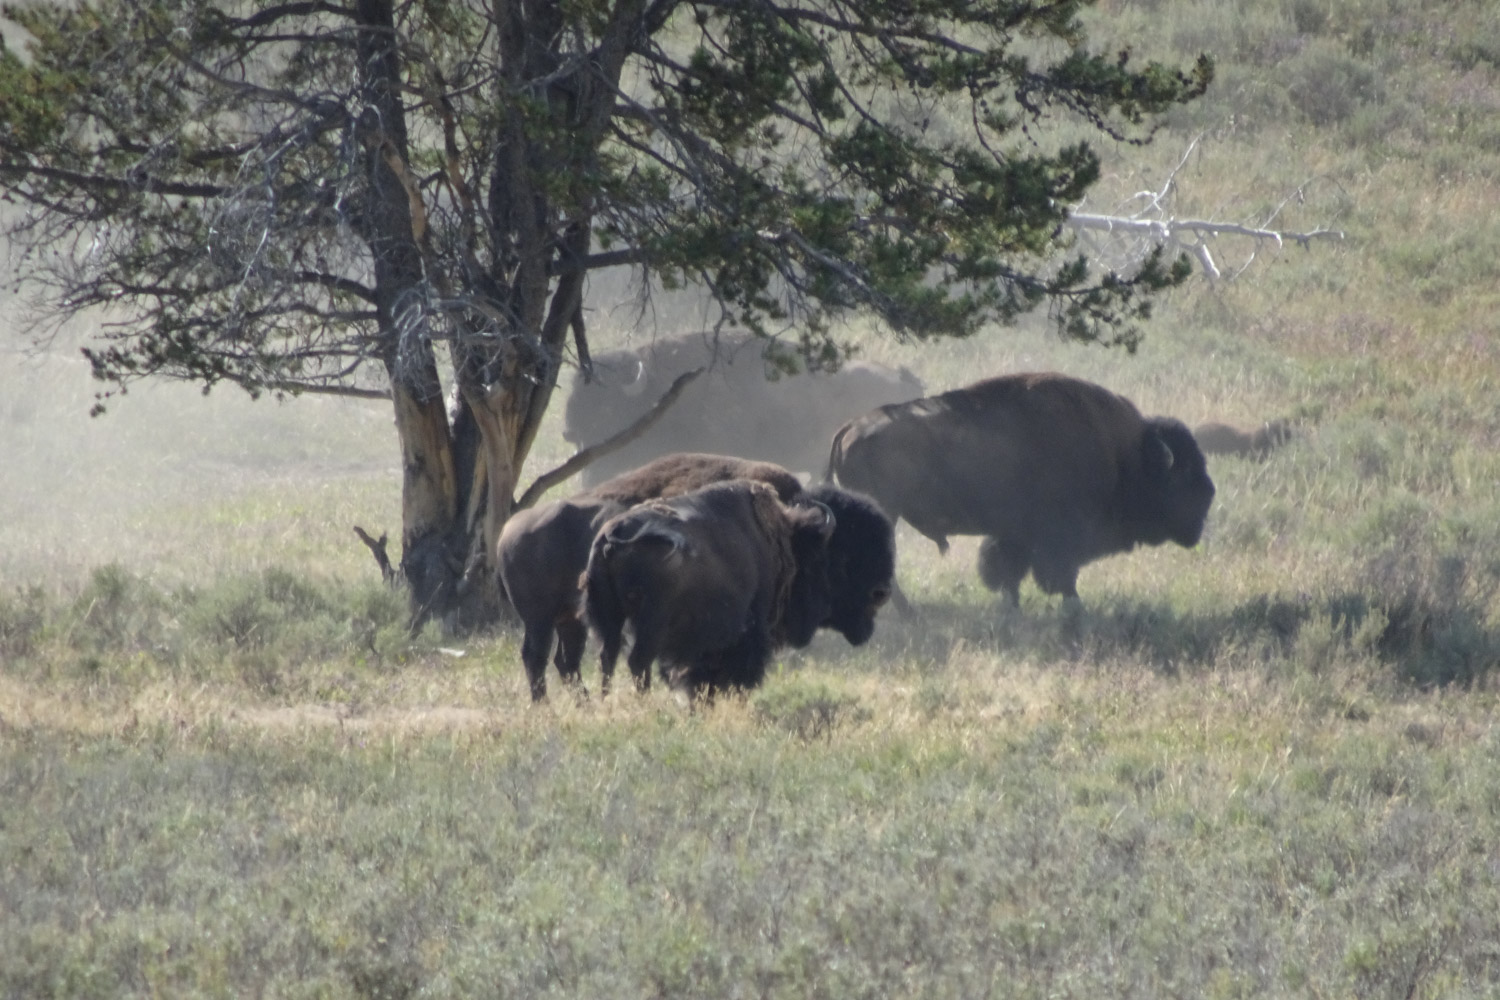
{"left": 0, "top": 310, "right": 396, "bottom": 586}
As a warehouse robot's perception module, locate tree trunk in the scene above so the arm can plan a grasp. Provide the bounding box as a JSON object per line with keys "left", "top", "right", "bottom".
{"left": 353, "top": 0, "right": 474, "bottom": 631}
{"left": 454, "top": 387, "right": 519, "bottom": 629}
{"left": 393, "top": 381, "right": 465, "bottom": 630}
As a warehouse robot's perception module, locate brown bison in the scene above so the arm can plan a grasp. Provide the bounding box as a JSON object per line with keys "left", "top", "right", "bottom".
{"left": 497, "top": 454, "right": 803, "bottom": 701}
{"left": 826, "top": 372, "right": 1216, "bottom": 605}
{"left": 1194, "top": 419, "right": 1294, "bottom": 460}
{"left": 564, "top": 330, "right": 924, "bottom": 485}
{"left": 582, "top": 480, "right": 896, "bottom": 697}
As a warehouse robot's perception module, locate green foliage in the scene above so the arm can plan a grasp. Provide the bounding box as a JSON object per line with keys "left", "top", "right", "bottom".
{"left": 0, "top": 0, "right": 1211, "bottom": 412}
{"left": 0, "top": 583, "right": 48, "bottom": 661}
{"left": 0, "top": 567, "right": 430, "bottom": 691}
{"left": 1282, "top": 38, "right": 1383, "bottom": 127}
{"left": 65, "top": 564, "right": 172, "bottom": 658}
{"left": 752, "top": 678, "right": 866, "bottom": 740}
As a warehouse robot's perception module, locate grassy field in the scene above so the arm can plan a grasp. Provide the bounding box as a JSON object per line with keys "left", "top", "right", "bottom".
{"left": 5, "top": 1, "right": 1500, "bottom": 996}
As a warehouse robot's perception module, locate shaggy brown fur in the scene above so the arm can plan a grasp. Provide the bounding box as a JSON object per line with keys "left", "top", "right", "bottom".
{"left": 498, "top": 454, "right": 805, "bottom": 701}
{"left": 582, "top": 481, "right": 833, "bottom": 696}
{"left": 827, "top": 372, "right": 1216, "bottom": 605}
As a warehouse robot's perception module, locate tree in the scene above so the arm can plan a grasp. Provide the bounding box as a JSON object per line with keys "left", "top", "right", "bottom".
{"left": 0, "top": 0, "right": 1211, "bottom": 628}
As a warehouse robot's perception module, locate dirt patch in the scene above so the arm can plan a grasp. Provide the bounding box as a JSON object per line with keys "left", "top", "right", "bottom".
{"left": 231, "top": 704, "right": 496, "bottom": 733}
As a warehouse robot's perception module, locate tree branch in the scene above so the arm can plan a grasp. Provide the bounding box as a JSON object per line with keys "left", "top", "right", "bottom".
{"left": 1067, "top": 212, "right": 1344, "bottom": 281}
{"left": 266, "top": 380, "right": 391, "bottom": 400}
{"left": 513, "top": 367, "right": 704, "bottom": 510}
{"left": 0, "top": 160, "right": 228, "bottom": 200}
{"left": 352, "top": 525, "right": 396, "bottom": 582}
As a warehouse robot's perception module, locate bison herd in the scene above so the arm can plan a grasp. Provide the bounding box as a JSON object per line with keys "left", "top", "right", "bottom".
{"left": 499, "top": 333, "right": 1294, "bottom": 703}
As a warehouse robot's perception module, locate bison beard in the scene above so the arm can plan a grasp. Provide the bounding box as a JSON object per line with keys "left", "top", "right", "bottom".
{"left": 497, "top": 454, "right": 806, "bottom": 701}
{"left": 827, "top": 371, "right": 1216, "bottom": 606}
{"left": 582, "top": 481, "right": 838, "bottom": 698}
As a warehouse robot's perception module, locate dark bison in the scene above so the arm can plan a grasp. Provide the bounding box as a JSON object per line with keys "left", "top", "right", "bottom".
{"left": 826, "top": 372, "right": 1216, "bottom": 605}
{"left": 497, "top": 454, "right": 803, "bottom": 701}
{"left": 564, "top": 330, "right": 925, "bottom": 485}
{"left": 582, "top": 479, "right": 895, "bottom": 697}
{"left": 1194, "top": 419, "right": 1294, "bottom": 460}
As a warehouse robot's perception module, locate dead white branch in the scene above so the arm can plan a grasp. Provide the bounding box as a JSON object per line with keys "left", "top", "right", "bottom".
{"left": 1066, "top": 212, "right": 1345, "bottom": 281}
{"left": 1065, "top": 134, "right": 1346, "bottom": 282}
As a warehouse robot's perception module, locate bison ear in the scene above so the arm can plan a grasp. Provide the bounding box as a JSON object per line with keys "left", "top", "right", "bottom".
{"left": 1142, "top": 426, "right": 1176, "bottom": 479}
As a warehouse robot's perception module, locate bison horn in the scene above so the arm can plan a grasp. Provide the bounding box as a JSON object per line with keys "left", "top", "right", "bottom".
{"left": 1155, "top": 433, "right": 1175, "bottom": 472}
{"left": 811, "top": 499, "right": 837, "bottom": 538}
{"left": 620, "top": 358, "right": 648, "bottom": 397}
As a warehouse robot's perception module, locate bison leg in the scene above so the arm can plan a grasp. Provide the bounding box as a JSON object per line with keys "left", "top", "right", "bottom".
{"left": 1030, "top": 552, "right": 1081, "bottom": 601}
{"left": 624, "top": 635, "right": 658, "bottom": 693}
{"left": 596, "top": 627, "right": 624, "bottom": 696}
{"left": 553, "top": 617, "right": 590, "bottom": 699}
{"left": 520, "top": 623, "right": 555, "bottom": 702}
{"left": 976, "top": 536, "right": 1028, "bottom": 607}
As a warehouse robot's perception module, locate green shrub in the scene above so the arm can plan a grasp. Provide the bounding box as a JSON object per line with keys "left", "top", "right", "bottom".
{"left": 65, "top": 564, "right": 171, "bottom": 657}
{"left": 1, "top": 566, "right": 428, "bottom": 687}
{"left": 0, "top": 584, "right": 49, "bottom": 661}
{"left": 753, "top": 680, "right": 865, "bottom": 740}
{"left": 1287, "top": 39, "right": 1382, "bottom": 125}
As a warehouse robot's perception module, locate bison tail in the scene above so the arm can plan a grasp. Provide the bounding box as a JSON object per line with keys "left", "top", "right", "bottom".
{"left": 582, "top": 542, "right": 629, "bottom": 651}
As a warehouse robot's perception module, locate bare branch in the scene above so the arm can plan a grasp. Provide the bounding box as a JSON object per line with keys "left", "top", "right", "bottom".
{"left": 0, "top": 160, "right": 227, "bottom": 200}
{"left": 352, "top": 525, "right": 396, "bottom": 583}
{"left": 1067, "top": 138, "right": 1345, "bottom": 283}
{"left": 513, "top": 367, "right": 704, "bottom": 510}
{"left": 266, "top": 380, "right": 390, "bottom": 400}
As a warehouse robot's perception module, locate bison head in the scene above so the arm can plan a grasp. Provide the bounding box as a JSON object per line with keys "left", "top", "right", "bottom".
{"left": 1135, "top": 417, "right": 1216, "bottom": 548}
{"left": 802, "top": 484, "right": 896, "bottom": 646}
{"left": 562, "top": 349, "right": 650, "bottom": 446}
{"left": 775, "top": 499, "right": 839, "bottom": 648}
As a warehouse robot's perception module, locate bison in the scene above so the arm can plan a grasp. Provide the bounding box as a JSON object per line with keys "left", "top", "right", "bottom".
{"left": 826, "top": 372, "right": 1216, "bottom": 606}
{"left": 582, "top": 479, "right": 895, "bottom": 698}
{"left": 497, "top": 454, "right": 803, "bottom": 701}
{"left": 1194, "top": 419, "right": 1294, "bottom": 460}
{"left": 564, "top": 330, "right": 924, "bottom": 485}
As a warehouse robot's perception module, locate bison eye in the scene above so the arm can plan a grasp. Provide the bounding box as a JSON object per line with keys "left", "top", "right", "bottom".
{"left": 871, "top": 585, "right": 891, "bottom": 607}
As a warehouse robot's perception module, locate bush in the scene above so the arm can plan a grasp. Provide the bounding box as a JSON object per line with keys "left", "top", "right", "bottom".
{"left": 753, "top": 681, "right": 866, "bottom": 741}
{"left": 1, "top": 566, "right": 426, "bottom": 687}
{"left": 0, "top": 584, "right": 49, "bottom": 661}
{"left": 65, "top": 564, "right": 171, "bottom": 657}
{"left": 1283, "top": 39, "right": 1383, "bottom": 126}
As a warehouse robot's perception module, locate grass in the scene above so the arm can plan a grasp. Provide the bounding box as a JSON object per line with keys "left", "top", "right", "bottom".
{"left": 6, "top": 653, "right": 1500, "bottom": 998}
{"left": 6, "top": 0, "right": 1500, "bottom": 994}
